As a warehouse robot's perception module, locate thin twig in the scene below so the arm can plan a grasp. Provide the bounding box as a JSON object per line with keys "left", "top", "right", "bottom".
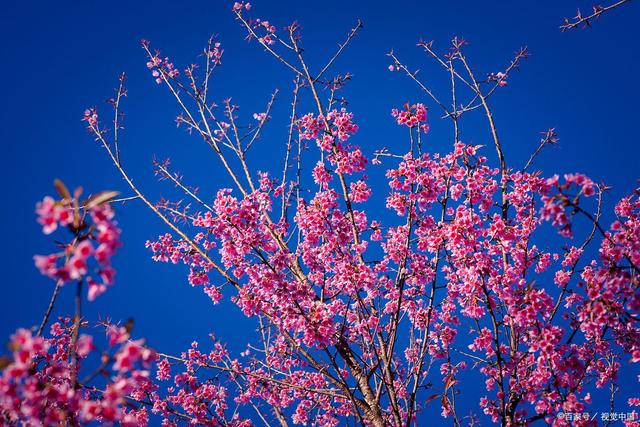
{"left": 315, "top": 20, "right": 364, "bottom": 82}
{"left": 560, "top": 0, "right": 632, "bottom": 31}
{"left": 36, "top": 280, "right": 64, "bottom": 336}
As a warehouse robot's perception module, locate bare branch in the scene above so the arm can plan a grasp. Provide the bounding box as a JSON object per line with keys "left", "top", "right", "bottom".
{"left": 315, "top": 20, "right": 364, "bottom": 82}
{"left": 560, "top": 0, "right": 632, "bottom": 31}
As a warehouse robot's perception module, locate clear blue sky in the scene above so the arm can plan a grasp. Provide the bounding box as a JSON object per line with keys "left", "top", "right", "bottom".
{"left": 1, "top": 0, "right": 639, "bottom": 423}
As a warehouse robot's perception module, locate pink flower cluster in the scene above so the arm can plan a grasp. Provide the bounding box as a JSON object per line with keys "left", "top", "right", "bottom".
{"left": 253, "top": 111, "right": 267, "bottom": 121}
{"left": 488, "top": 71, "right": 508, "bottom": 86}
{"left": 541, "top": 173, "right": 597, "bottom": 237}
{"left": 35, "top": 195, "right": 74, "bottom": 235}
{"left": 145, "top": 51, "right": 179, "bottom": 84}
{"left": 148, "top": 338, "right": 350, "bottom": 426}
{"left": 82, "top": 108, "right": 99, "bottom": 129}
{"left": 33, "top": 194, "right": 121, "bottom": 301}
{"left": 253, "top": 18, "right": 276, "bottom": 45}
{"left": 0, "top": 323, "right": 154, "bottom": 426}
{"left": 298, "top": 108, "right": 359, "bottom": 151}
{"left": 297, "top": 109, "right": 367, "bottom": 179}
{"left": 391, "top": 103, "right": 429, "bottom": 132}
{"left": 206, "top": 40, "right": 224, "bottom": 65}
{"left": 232, "top": 2, "right": 251, "bottom": 12}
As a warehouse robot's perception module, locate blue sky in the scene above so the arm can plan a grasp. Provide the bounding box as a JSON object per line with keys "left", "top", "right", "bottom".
{"left": 1, "top": 0, "right": 639, "bottom": 424}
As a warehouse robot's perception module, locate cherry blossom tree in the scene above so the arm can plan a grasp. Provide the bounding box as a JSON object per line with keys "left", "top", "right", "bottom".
{"left": 1, "top": 2, "right": 639, "bottom": 426}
